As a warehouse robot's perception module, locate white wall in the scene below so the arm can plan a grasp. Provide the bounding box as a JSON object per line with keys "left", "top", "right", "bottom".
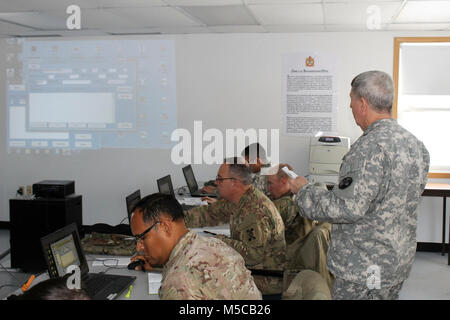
{"left": 1, "top": 31, "right": 448, "bottom": 243}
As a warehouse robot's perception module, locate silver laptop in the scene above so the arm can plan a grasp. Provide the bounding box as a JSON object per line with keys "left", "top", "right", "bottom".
{"left": 41, "top": 223, "right": 135, "bottom": 300}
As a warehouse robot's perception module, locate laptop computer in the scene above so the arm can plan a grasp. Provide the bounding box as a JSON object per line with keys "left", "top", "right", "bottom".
{"left": 182, "top": 165, "right": 217, "bottom": 198}
{"left": 41, "top": 223, "right": 136, "bottom": 300}
{"left": 126, "top": 189, "right": 141, "bottom": 224}
{"left": 157, "top": 174, "right": 197, "bottom": 211}
{"left": 157, "top": 175, "right": 175, "bottom": 197}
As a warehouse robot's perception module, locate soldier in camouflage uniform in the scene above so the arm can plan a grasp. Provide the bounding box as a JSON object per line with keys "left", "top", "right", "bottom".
{"left": 267, "top": 163, "right": 315, "bottom": 246}
{"left": 200, "top": 143, "right": 272, "bottom": 197}
{"left": 267, "top": 164, "right": 334, "bottom": 291}
{"left": 184, "top": 158, "right": 286, "bottom": 296}
{"left": 242, "top": 143, "right": 272, "bottom": 198}
{"left": 289, "top": 71, "right": 430, "bottom": 300}
{"left": 130, "top": 193, "right": 261, "bottom": 300}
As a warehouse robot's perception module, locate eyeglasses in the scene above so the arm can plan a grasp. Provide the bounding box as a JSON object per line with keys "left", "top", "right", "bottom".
{"left": 215, "top": 175, "right": 239, "bottom": 183}
{"left": 134, "top": 221, "right": 160, "bottom": 242}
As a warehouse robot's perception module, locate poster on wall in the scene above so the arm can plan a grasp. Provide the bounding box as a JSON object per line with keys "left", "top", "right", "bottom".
{"left": 282, "top": 52, "right": 338, "bottom": 136}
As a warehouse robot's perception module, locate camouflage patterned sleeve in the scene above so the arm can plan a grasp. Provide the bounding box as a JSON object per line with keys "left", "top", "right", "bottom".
{"left": 184, "top": 199, "right": 234, "bottom": 228}
{"left": 159, "top": 268, "right": 207, "bottom": 300}
{"left": 296, "top": 145, "right": 387, "bottom": 223}
{"left": 216, "top": 213, "right": 271, "bottom": 267}
{"left": 273, "top": 197, "right": 297, "bottom": 227}
{"left": 420, "top": 143, "right": 430, "bottom": 191}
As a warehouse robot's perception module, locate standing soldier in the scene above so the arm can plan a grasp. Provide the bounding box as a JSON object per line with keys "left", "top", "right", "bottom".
{"left": 289, "top": 71, "right": 430, "bottom": 300}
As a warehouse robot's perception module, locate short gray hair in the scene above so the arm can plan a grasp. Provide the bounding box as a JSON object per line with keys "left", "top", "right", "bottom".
{"left": 351, "top": 71, "right": 394, "bottom": 113}
{"left": 223, "top": 157, "right": 252, "bottom": 185}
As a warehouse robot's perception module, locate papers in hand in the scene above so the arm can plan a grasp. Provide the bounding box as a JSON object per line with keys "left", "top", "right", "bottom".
{"left": 281, "top": 166, "right": 298, "bottom": 179}
{"left": 148, "top": 272, "right": 162, "bottom": 295}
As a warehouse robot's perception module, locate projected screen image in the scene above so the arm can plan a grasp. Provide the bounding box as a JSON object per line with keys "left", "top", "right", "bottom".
{"left": 5, "top": 38, "right": 177, "bottom": 153}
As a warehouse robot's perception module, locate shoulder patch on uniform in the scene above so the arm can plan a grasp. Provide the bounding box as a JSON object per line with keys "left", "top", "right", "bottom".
{"left": 338, "top": 177, "right": 353, "bottom": 189}
{"left": 246, "top": 228, "right": 256, "bottom": 241}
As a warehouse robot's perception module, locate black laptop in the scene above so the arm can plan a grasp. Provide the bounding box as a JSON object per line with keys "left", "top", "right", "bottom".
{"left": 157, "top": 174, "right": 197, "bottom": 211}
{"left": 126, "top": 189, "right": 141, "bottom": 224}
{"left": 157, "top": 175, "right": 175, "bottom": 197}
{"left": 41, "top": 223, "right": 136, "bottom": 300}
{"left": 182, "top": 165, "right": 217, "bottom": 198}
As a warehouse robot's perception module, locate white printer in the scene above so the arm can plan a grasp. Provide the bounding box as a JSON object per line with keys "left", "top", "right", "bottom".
{"left": 309, "top": 136, "right": 350, "bottom": 186}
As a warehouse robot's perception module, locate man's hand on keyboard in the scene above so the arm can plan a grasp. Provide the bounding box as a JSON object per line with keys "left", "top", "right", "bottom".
{"left": 201, "top": 196, "right": 217, "bottom": 205}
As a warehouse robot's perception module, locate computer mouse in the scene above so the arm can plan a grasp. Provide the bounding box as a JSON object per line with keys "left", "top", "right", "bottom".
{"left": 127, "top": 259, "right": 146, "bottom": 271}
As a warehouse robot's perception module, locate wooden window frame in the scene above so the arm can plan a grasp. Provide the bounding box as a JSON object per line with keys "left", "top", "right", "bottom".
{"left": 393, "top": 37, "right": 450, "bottom": 179}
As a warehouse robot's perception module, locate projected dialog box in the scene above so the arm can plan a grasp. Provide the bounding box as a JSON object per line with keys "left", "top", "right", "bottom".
{"left": 6, "top": 38, "right": 177, "bottom": 151}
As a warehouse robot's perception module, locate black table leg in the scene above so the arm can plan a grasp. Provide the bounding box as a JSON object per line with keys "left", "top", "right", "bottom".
{"left": 443, "top": 197, "right": 446, "bottom": 256}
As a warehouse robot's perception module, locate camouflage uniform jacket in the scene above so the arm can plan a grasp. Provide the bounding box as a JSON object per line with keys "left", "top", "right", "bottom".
{"left": 81, "top": 233, "right": 136, "bottom": 256}
{"left": 251, "top": 168, "right": 271, "bottom": 198}
{"left": 272, "top": 193, "right": 315, "bottom": 246}
{"left": 295, "top": 119, "right": 430, "bottom": 286}
{"left": 184, "top": 186, "right": 286, "bottom": 294}
{"left": 159, "top": 230, "right": 262, "bottom": 300}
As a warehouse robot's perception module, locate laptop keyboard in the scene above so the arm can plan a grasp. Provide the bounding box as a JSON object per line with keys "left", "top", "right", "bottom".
{"left": 85, "top": 273, "right": 112, "bottom": 297}
{"left": 84, "top": 273, "right": 136, "bottom": 299}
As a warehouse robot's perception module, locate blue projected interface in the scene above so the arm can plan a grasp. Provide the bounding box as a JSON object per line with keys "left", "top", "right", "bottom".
{"left": 6, "top": 38, "right": 176, "bottom": 153}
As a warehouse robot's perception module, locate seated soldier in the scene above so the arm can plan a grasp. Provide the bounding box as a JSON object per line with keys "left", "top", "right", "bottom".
{"left": 201, "top": 143, "right": 272, "bottom": 198}
{"left": 287, "top": 223, "right": 335, "bottom": 291}
{"left": 267, "top": 163, "right": 315, "bottom": 246}
{"left": 242, "top": 143, "right": 272, "bottom": 198}
{"left": 130, "top": 193, "right": 262, "bottom": 300}
{"left": 267, "top": 164, "right": 334, "bottom": 291}
{"left": 184, "top": 157, "right": 286, "bottom": 298}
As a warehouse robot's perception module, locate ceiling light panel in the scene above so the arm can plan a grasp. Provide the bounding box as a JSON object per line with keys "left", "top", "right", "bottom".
{"left": 180, "top": 5, "right": 259, "bottom": 26}
{"left": 107, "top": 7, "right": 202, "bottom": 27}
{"left": 0, "top": 0, "right": 97, "bottom": 12}
{"left": 165, "top": 0, "right": 243, "bottom": 5}
{"left": 0, "top": 20, "right": 36, "bottom": 34}
{"left": 95, "top": 0, "right": 167, "bottom": 8}
{"left": 324, "top": 2, "right": 402, "bottom": 25}
{"left": 248, "top": 3, "right": 323, "bottom": 25}
{"left": 0, "top": 11, "right": 67, "bottom": 29}
{"left": 396, "top": 1, "right": 450, "bottom": 23}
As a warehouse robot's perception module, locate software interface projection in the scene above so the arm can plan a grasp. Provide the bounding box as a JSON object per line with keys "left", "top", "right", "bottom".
{"left": 50, "top": 234, "right": 81, "bottom": 276}
{"left": 6, "top": 38, "right": 176, "bottom": 153}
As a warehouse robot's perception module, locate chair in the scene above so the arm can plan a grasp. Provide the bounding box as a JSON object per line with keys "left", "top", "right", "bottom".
{"left": 282, "top": 270, "right": 331, "bottom": 300}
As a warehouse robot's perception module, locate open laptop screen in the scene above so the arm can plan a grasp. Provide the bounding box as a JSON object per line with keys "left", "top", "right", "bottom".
{"left": 50, "top": 233, "right": 81, "bottom": 276}
{"left": 41, "top": 223, "right": 89, "bottom": 278}
{"left": 125, "top": 190, "right": 141, "bottom": 224}
{"left": 157, "top": 175, "right": 175, "bottom": 196}
{"left": 182, "top": 165, "right": 199, "bottom": 193}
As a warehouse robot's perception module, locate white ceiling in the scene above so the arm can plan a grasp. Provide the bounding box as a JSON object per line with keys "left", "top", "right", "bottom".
{"left": 0, "top": 0, "right": 449, "bottom": 36}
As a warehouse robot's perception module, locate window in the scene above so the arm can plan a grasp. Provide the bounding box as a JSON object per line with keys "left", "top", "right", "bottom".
{"left": 393, "top": 37, "right": 450, "bottom": 178}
